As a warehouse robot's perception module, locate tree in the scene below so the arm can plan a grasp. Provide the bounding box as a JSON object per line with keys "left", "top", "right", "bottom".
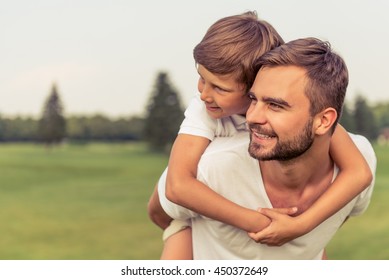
{"left": 339, "top": 102, "right": 355, "bottom": 132}
{"left": 66, "top": 115, "right": 90, "bottom": 142}
{"left": 38, "top": 83, "right": 66, "bottom": 146}
{"left": 144, "top": 72, "right": 184, "bottom": 151}
{"left": 353, "top": 95, "right": 379, "bottom": 141}
{"left": 372, "top": 102, "right": 389, "bottom": 129}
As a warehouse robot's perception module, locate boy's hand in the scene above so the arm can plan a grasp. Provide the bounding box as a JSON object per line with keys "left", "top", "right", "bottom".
{"left": 247, "top": 207, "right": 303, "bottom": 246}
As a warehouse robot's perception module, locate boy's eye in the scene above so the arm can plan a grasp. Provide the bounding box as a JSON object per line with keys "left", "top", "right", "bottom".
{"left": 214, "top": 85, "right": 233, "bottom": 95}
{"left": 215, "top": 86, "right": 225, "bottom": 92}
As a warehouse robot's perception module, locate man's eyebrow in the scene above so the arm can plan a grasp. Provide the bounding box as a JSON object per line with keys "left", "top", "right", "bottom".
{"left": 262, "top": 97, "right": 291, "bottom": 108}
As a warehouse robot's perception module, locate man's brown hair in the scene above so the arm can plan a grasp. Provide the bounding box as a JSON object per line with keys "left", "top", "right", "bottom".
{"left": 254, "top": 37, "right": 348, "bottom": 131}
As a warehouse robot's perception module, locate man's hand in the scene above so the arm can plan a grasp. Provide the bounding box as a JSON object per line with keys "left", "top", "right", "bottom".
{"left": 248, "top": 207, "right": 305, "bottom": 246}
{"left": 147, "top": 184, "right": 173, "bottom": 229}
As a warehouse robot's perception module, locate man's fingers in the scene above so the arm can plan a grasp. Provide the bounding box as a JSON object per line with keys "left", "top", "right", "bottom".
{"left": 248, "top": 231, "right": 266, "bottom": 243}
{"left": 247, "top": 232, "right": 258, "bottom": 242}
{"left": 285, "top": 207, "right": 298, "bottom": 215}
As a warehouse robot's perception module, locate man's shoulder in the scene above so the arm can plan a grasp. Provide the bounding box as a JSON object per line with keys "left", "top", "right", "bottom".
{"left": 202, "top": 131, "right": 250, "bottom": 157}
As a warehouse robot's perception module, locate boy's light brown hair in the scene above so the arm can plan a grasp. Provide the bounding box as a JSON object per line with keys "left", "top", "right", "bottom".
{"left": 193, "top": 11, "right": 284, "bottom": 92}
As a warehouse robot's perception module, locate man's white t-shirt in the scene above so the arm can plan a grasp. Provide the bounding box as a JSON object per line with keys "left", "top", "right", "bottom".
{"left": 159, "top": 131, "right": 376, "bottom": 260}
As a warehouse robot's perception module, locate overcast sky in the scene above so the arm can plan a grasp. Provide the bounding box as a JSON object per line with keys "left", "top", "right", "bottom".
{"left": 1, "top": 0, "right": 388, "bottom": 118}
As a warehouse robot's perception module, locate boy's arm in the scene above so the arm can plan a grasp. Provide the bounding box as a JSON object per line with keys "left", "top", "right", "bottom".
{"left": 297, "top": 124, "right": 372, "bottom": 232}
{"left": 248, "top": 125, "right": 373, "bottom": 245}
{"left": 165, "top": 134, "right": 272, "bottom": 232}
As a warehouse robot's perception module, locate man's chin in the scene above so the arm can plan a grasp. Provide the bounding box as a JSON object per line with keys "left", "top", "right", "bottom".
{"left": 248, "top": 143, "right": 273, "bottom": 160}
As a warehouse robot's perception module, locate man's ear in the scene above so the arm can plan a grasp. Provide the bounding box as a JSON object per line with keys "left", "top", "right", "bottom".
{"left": 313, "top": 108, "right": 337, "bottom": 135}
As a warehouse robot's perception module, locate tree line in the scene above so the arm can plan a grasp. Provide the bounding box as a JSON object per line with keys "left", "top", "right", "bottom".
{"left": 0, "top": 72, "right": 184, "bottom": 151}
{"left": 0, "top": 72, "right": 388, "bottom": 150}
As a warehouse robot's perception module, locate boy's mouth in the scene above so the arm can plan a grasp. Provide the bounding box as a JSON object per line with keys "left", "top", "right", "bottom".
{"left": 205, "top": 105, "right": 220, "bottom": 112}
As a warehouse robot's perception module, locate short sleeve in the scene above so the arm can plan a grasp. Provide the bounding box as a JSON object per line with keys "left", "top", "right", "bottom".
{"left": 157, "top": 167, "right": 198, "bottom": 220}
{"left": 178, "top": 94, "right": 217, "bottom": 141}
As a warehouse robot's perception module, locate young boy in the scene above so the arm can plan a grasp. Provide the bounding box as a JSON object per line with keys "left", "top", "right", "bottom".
{"left": 147, "top": 11, "right": 372, "bottom": 259}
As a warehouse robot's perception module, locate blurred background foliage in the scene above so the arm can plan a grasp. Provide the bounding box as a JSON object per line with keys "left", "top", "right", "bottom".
{"left": 1, "top": 71, "right": 389, "bottom": 150}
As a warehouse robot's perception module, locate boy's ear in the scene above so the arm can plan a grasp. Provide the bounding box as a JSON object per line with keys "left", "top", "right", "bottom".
{"left": 313, "top": 108, "right": 337, "bottom": 135}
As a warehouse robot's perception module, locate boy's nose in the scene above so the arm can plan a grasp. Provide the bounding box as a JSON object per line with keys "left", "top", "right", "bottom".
{"left": 200, "top": 87, "right": 213, "bottom": 103}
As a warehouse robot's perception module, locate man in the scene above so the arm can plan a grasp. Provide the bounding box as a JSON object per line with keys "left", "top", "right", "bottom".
{"left": 160, "top": 37, "right": 376, "bottom": 259}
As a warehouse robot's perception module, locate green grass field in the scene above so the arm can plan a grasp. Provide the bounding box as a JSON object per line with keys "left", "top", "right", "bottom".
{"left": 0, "top": 142, "right": 166, "bottom": 259}
{"left": 327, "top": 144, "right": 389, "bottom": 259}
{"left": 0, "top": 142, "right": 387, "bottom": 259}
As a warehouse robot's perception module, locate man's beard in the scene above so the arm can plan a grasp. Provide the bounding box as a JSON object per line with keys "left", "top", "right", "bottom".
{"left": 248, "top": 118, "right": 314, "bottom": 161}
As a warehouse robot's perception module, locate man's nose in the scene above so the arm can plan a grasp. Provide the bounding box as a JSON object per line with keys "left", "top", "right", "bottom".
{"left": 246, "top": 102, "right": 267, "bottom": 125}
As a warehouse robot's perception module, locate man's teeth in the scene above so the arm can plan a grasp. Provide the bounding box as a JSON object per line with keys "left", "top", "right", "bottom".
{"left": 254, "top": 132, "right": 273, "bottom": 139}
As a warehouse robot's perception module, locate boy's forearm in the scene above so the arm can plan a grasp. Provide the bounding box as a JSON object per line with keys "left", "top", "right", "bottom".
{"left": 330, "top": 125, "right": 372, "bottom": 188}
{"left": 166, "top": 176, "right": 270, "bottom": 232}
{"left": 294, "top": 125, "right": 373, "bottom": 234}
{"left": 165, "top": 134, "right": 270, "bottom": 232}
{"left": 301, "top": 125, "right": 373, "bottom": 232}
{"left": 296, "top": 169, "right": 372, "bottom": 233}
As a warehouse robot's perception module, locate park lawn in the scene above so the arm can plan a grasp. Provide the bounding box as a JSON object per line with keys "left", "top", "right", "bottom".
{"left": 0, "top": 142, "right": 166, "bottom": 259}
{"left": 326, "top": 144, "right": 389, "bottom": 259}
{"left": 0, "top": 142, "right": 387, "bottom": 259}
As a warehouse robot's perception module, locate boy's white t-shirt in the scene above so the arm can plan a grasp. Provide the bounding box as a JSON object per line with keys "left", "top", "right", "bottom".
{"left": 157, "top": 93, "right": 248, "bottom": 238}
{"left": 157, "top": 91, "right": 246, "bottom": 222}
{"left": 178, "top": 94, "right": 247, "bottom": 139}
{"left": 157, "top": 93, "right": 247, "bottom": 215}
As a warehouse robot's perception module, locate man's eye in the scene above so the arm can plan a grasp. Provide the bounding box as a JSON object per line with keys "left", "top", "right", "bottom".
{"left": 248, "top": 93, "right": 256, "bottom": 100}
{"left": 269, "top": 103, "right": 283, "bottom": 109}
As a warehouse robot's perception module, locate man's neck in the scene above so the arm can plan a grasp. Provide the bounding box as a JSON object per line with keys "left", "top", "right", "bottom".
{"left": 258, "top": 141, "right": 334, "bottom": 214}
